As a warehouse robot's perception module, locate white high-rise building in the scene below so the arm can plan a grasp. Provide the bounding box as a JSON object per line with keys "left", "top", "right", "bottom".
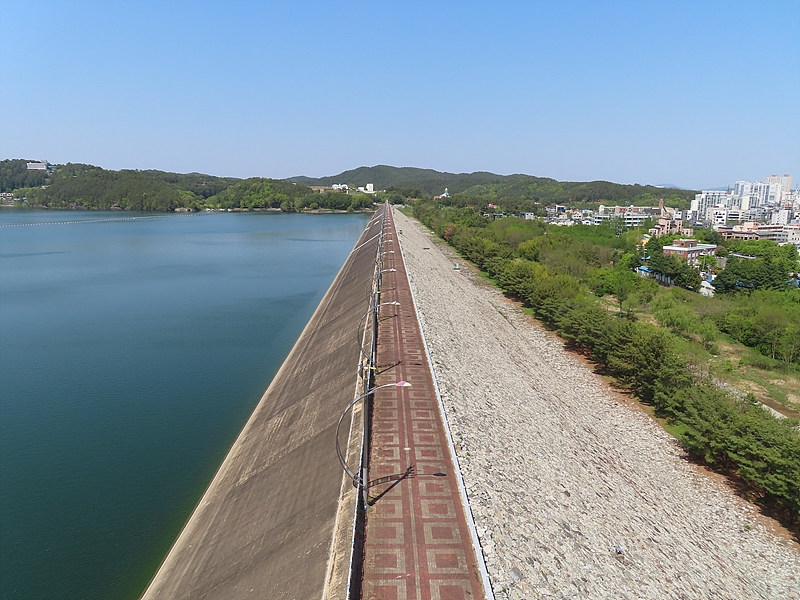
{"left": 734, "top": 181, "right": 754, "bottom": 197}
{"left": 693, "top": 174, "right": 793, "bottom": 225}
{"left": 771, "top": 208, "right": 793, "bottom": 225}
{"left": 765, "top": 174, "right": 793, "bottom": 194}
{"left": 691, "top": 190, "right": 732, "bottom": 221}
{"left": 739, "top": 194, "right": 756, "bottom": 211}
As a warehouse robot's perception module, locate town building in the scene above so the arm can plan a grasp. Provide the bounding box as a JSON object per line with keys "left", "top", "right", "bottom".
{"left": 753, "top": 224, "right": 800, "bottom": 245}
{"left": 690, "top": 190, "right": 731, "bottom": 223}
{"left": 592, "top": 204, "right": 660, "bottom": 228}
{"left": 771, "top": 207, "right": 793, "bottom": 225}
{"left": 662, "top": 239, "right": 718, "bottom": 264}
{"left": 648, "top": 200, "right": 694, "bottom": 237}
{"left": 690, "top": 173, "right": 796, "bottom": 225}
{"left": 716, "top": 223, "right": 760, "bottom": 241}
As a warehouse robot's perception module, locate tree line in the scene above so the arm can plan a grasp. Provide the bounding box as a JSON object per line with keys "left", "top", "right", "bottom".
{"left": 290, "top": 165, "right": 697, "bottom": 211}
{"left": 3, "top": 160, "right": 697, "bottom": 216}
{"left": 0, "top": 159, "right": 48, "bottom": 192}
{"left": 2, "top": 162, "right": 375, "bottom": 212}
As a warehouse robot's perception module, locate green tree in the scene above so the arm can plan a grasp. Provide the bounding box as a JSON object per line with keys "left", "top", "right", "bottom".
{"left": 609, "top": 268, "right": 639, "bottom": 314}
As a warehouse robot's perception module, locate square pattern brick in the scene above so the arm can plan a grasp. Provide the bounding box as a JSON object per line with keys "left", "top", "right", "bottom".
{"left": 369, "top": 548, "right": 405, "bottom": 574}
{"left": 415, "top": 446, "right": 444, "bottom": 461}
{"left": 362, "top": 210, "right": 486, "bottom": 600}
{"left": 372, "top": 522, "right": 405, "bottom": 544}
{"left": 423, "top": 522, "right": 463, "bottom": 545}
{"left": 426, "top": 548, "right": 467, "bottom": 573}
{"left": 413, "top": 432, "right": 440, "bottom": 445}
{"left": 420, "top": 499, "right": 456, "bottom": 519}
{"left": 430, "top": 581, "right": 474, "bottom": 600}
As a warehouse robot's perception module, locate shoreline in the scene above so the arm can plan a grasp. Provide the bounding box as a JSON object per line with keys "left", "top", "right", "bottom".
{"left": 0, "top": 204, "right": 378, "bottom": 213}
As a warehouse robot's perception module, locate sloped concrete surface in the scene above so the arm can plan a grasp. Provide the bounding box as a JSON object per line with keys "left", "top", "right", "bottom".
{"left": 141, "top": 208, "right": 384, "bottom": 600}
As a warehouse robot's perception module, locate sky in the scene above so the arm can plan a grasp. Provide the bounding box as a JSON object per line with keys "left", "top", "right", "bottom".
{"left": 1, "top": 0, "right": 798, "bottom": 189}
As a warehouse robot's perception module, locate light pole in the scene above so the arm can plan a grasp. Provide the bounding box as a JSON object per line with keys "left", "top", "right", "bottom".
{"left": 335, "top": 380, "right": 411, "bottom": 508}
{"left": 356, "top": 301, "right": 401, "bottom": 362}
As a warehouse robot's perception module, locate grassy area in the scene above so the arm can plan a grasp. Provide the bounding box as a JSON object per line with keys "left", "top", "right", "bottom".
{"left": 700, "top": 337, "right": 800, "bottom": 418}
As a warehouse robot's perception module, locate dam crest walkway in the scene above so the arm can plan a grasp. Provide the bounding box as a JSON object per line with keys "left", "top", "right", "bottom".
{"left": 140, "top": 204, "right": 489, "bottom": 600}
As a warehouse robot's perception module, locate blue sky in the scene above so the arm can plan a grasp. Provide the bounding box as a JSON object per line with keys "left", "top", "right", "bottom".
{"left": 2, "top": 0, "right": 798, "bottom": 189}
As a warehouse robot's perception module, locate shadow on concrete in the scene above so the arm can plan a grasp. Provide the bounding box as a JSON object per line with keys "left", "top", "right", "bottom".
{"left": 367, "top": 465, "right": 415, "bottom": 505}
{"left": 374, "top": 360, "right": 401, "bottom": 376}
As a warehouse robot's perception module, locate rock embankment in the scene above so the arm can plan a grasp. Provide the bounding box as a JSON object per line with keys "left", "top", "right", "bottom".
{"left": 393, "top": 208, "right": 800, "bottom": 600}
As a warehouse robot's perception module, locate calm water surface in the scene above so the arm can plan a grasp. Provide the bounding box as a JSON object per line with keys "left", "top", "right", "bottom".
{"left": 0, "top": 209, "right": 370, "bottom": 600}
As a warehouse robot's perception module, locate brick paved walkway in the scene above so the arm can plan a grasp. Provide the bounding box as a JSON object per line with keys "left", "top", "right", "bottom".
{"left": 360, "top": 208, "right": 488, "bottom": 600}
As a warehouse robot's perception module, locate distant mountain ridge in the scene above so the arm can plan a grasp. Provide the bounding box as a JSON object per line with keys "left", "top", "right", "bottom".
{"left": 289, "top": 165, "right": 698, "bottom": 207}
{"left": 288, "top": 165, "right": 520, "bottom": 195}
{"left": 2, "top": 159, "right": 698, "bottom": 211}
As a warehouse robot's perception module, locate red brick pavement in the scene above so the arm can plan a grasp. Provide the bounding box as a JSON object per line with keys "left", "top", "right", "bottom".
{"left": 360, "top": 208, "right": 487, "bottom": 600}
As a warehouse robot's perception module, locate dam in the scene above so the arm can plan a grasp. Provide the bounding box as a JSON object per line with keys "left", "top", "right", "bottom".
{"left": 141, "top": 203, "right": 490, "bottom": 599}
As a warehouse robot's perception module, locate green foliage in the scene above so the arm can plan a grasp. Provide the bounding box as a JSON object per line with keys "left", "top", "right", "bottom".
{"left": 291, "top": 166, "right": 696, "bottom": 214}
{"left": 714, "top": 240, "right": 798, "bottom": 296}
{"left": 714, "top": 256, "right": 793, "bottom": 294}
{"left": 385, "top": 185, "right": 422, "bottom": 199}
{"left": 142, "top": 170, "right": 240, "bottom": 198}
{"left": 651, "top": 292, "right": 700, "bottom": 331}
{"left": 714, "top": 290, "right": 800, "bottom": 364}
{"left": 485, "top": 217, "right": 545, "bottom": 248}
{"left": 646, "top": 251, "right": 702, "bottom": 290}
{"left": 517, "top": 231, "right": 617, "bottom": 279}
{"left": 456, "top": 177, "right": 695, "bottom": 213}
{"left": 672, "top": 385, "right": 800, "bottom": 519}
{"left": 16, "top": 164, "right": 189, "bottom": 210}
{"left": 729, "top": 239, "right": 800, "bottom": 262}
{"left": 290, "top": 165, "right": 507, "bottom": 196}
{"left": 608, "top": 268, "right": 640, "bottom": 313}
{"left": 202, "top": 178, "right": 376, "bottom": 212}
{"left": 1, "top": 161, "right": 377, "bottom": 213}
{"left": 491, "top": 258, "right": 546, "bottom": 299}
{"left": 633, "top": 276, "right": 659, "bottom": 307}
{"left": 0, "top": 159, "right": 48, "bottom": 192}
{"left": 211, "top": 178, "right": 298, "bottom": 209}
{"left": 694, "top": 228, "right": 722, "bottom": 245}
{"left": 606, "top": 324, "right": 689, "bottom": 404}
{"left": 4, "top": 160, "right": 698, "bottom": 216}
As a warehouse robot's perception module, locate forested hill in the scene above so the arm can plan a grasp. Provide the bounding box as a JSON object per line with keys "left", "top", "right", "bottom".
{"left": 0, "top": 160, "right": 373, "bottom": 212}
{"left": 289, "top": 165, "right": 505, "bottom": 195}
{"left": 289, "top": 165, "right": 698, "bottom": 209}
{"left": 2, "top": 159, "right": 697, "bottom": 212}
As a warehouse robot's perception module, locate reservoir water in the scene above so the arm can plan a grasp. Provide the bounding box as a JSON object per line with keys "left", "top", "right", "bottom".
{"left": 0, "top": 209, "right": 371, "bottom": 600}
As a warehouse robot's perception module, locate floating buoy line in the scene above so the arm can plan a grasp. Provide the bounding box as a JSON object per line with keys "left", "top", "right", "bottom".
{"left": 0, "top": 213, "right": 195, "bottom": 228}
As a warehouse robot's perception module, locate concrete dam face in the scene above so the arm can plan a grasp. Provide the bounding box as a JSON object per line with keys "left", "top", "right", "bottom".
{"left": 141, "top": 205, "right": 387, "bottom": 600}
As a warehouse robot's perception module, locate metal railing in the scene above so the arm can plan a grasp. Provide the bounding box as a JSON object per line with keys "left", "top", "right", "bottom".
{"left": 335, "top": 202, "right": 388, "bottom": 508}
